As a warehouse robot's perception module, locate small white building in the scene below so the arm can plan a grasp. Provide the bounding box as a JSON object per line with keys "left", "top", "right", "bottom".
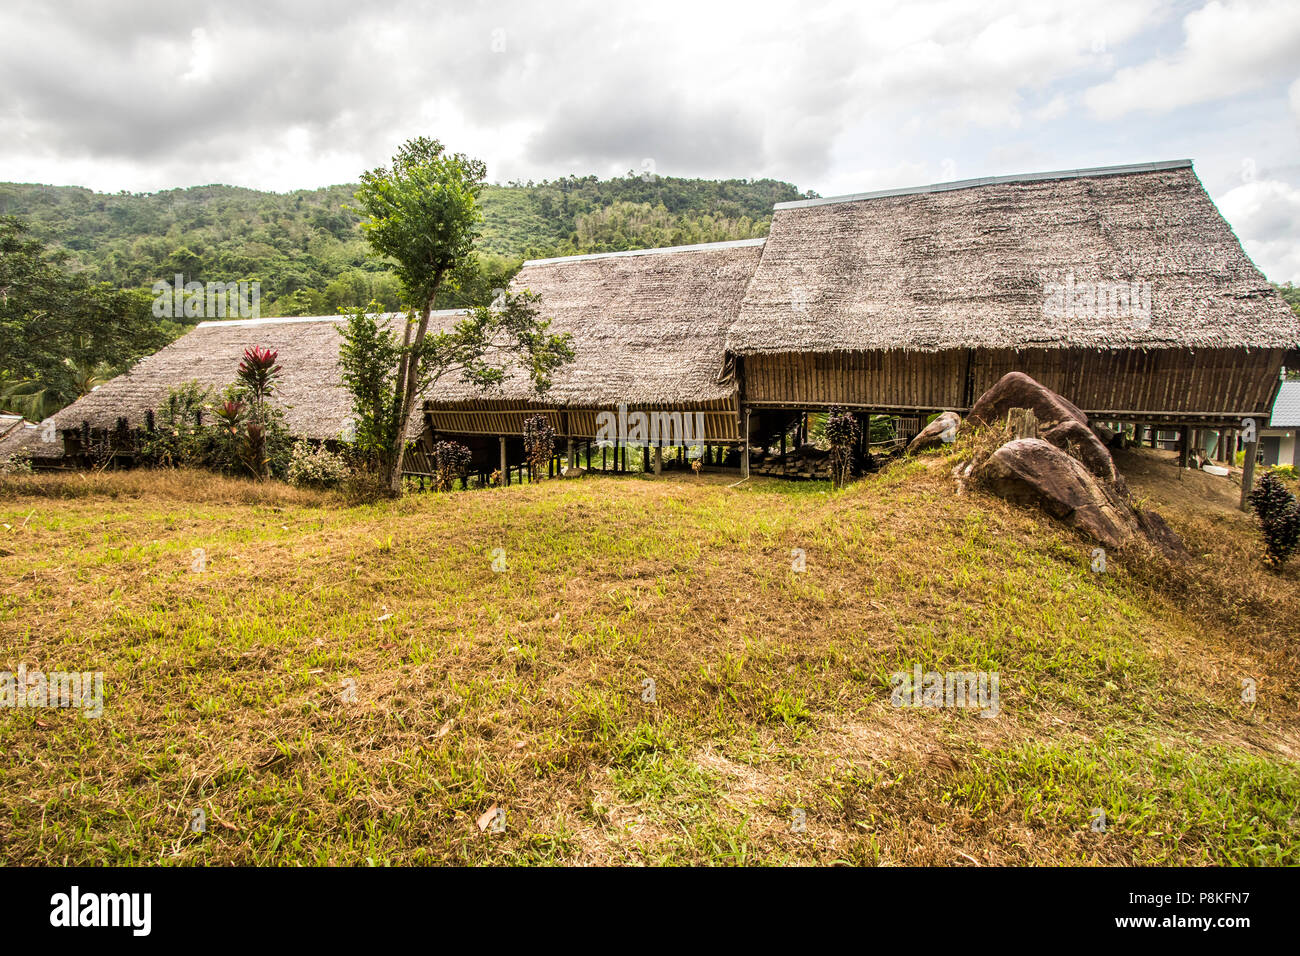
{"left": 1262, "top": 380, "right": 1299, "bottom": 467}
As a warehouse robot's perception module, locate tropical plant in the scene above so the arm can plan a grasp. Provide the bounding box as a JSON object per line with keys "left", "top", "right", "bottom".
{"left": 523, "top": 414, "right": 556, "bottom": 481}
{"left": 825, "top": 406, "right": 860, "bottom": 490}
{"left": 1248, "top": 472, "right": 1300, "bottom": 568}
{"left": 431, "top": 440, "right": 472, "bottom": 491}
{"left": 234, "top": 346, "right": 281, "bottom": 479}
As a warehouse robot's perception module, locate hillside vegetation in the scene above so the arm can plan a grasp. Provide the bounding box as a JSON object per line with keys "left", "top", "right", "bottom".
{"left": 1, "top": 444, "right": 1296, "bottom": 866}
{"left": 0, "top": 175, "right": 806, "bottom": 315}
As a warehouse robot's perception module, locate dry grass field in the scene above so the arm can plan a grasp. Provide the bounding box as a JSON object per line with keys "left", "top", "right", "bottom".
{"left": 1, "top": 444, "right": 1297, "bottom": 865}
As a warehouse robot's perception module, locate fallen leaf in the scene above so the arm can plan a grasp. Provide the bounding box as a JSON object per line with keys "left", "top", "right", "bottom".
{"left": 477, "top": 805, "right": 502, "bottom": 832}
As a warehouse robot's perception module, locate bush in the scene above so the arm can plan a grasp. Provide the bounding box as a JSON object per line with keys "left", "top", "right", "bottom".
{"left": 137, "top": 382, "right": 216, "bottom": 468}
{"left": 286, "top": 441, "right": 349, "bottom": 488}
{"left": 523, "top": 414, "right": 556, "bottom": 481}
{"left": 0, "top": 453, "right": 32, "bottom": 475}
{"left": 431, "top": 440, "right": 472, "bottom": 491}
{"left": 1247, "top": 473, "right": 1300, "bottom": 568}
{"left": 825, "top": 406, "right": 860, "bottom": 490}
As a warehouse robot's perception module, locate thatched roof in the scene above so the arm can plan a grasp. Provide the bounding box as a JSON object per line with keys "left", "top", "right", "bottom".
{"left": 1270, "top": 380, "right": 1300, "bottom": 428}
{"left": 727, "top": 160, "right": 1300, "bottom": 355}
{"left": 48, "top": 314, "right": 440, "bottom": 440}
{"left": 0, "top": 419, "right": 63, "bottom": 462}
{"left": 428, "top": 239, "right": 765, "bottom": 408}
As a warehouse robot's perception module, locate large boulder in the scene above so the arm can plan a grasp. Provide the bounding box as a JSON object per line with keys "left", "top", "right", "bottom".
{"left": 967, "top": 371, "right": 1089, "bottom": 430}
{"left": 966, "top": 372, "right": 1115, "bottom": 481}
{"left": 978, "top": 438, "right": 1138, "bottom": 548}
{"left": 1040, "top": 419, "right": 1118, "bottom": 482}
{"left": 906, "top": 411, "right": 962, "bottom": 454}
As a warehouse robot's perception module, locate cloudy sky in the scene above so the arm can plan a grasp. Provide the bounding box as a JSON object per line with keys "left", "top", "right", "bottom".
{"left": 2, "top": 0, "right": 1298, "bottom": 281}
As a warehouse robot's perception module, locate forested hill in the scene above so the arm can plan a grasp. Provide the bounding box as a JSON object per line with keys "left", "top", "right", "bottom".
{"left": 0, "top": 175, "right": 809, "bottom": 315}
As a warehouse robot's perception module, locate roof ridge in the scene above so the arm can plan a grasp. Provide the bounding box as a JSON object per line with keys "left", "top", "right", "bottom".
{"left": 522, "top": 237, "right": 765, "bottom": 268}
{"left": 775, "top": 159, "right": 1195, "bottom": 210}
{"left": 195, "top": 309, "right": 468, "bottom": 329}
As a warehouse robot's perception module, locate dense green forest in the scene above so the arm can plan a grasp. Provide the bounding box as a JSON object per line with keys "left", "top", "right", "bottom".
{"left": 0, "top": 174, "right": 807, "bottom": 316}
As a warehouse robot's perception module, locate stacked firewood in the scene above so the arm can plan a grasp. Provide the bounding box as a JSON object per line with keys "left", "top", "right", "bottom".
{"left": 749, "top": 445, "right": 833, "bottom": 479}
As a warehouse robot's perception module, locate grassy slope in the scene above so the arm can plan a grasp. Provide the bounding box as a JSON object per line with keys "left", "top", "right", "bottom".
{"left": 0, "top": 449, "right": 1296, "bottom": 866}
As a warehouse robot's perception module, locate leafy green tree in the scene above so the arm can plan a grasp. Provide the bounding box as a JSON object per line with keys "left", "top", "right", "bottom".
{"left": 338, "top": 290, "right": 573, "bottom": 492}
{"left": 0, "top": 216, "right": 173, "bottom": 418}
{"left": 352, "top": 137, "right": 573, "bottom": 493}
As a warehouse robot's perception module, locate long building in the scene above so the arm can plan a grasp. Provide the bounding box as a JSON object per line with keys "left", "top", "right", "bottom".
{"left": 45, "top": 159, "right": 1300, "bottom": 476}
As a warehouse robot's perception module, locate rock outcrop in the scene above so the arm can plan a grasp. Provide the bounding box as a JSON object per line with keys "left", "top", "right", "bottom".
{"left": 944, "top": 373, "right": 1186, "bottom": 556}
{"left": 905, "top": 411, "right": 961, "bottom": 454}
{"left": 965, "top": 372, "right": 1114, "bottom": 481}
{"left": 979, "top": 438, "right": 1139, "bottom": 549}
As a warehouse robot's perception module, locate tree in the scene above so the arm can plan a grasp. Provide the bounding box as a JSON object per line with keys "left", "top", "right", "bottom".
{"left": 0, "top": 216, "right": 173, "bottom": 418}
{"left": 339, "top": 290, "right": 573, "bottom": 490}
{"left": 352, "top": 138, "right": 573, "bottom": 494}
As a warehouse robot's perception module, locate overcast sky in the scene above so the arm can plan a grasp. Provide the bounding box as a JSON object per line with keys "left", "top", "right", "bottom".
{"left": 2, "top": 0, "right": 1298, "bottom": 281}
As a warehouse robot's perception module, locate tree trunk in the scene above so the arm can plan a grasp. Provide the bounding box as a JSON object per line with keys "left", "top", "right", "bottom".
{"left": 386, "top": 298, "right": 437, "bottom": 495}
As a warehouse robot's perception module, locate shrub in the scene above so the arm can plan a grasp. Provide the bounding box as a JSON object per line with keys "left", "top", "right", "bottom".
{"left": 1248, "top": 472, "right": 1294, "bottom": 523}
{"left": 1248, "top": 473, "right": 1300, "bottom": 568}
{"left": 286, "top": 441, "right": 349, "bottom": 488}
{"left": 523, "top": 414, "right": 556, "bottom": 481}
{"left": 825, "top": 406, "right": 860, "bottom": 490}
{"left": 0, "top": 453, "right": 32, "bottom": 475}
{"left": 137, "top": 382, "right": 215, "bottom": 468}
{"left": 431, "top": 440, "right": 472, "bottom": 491}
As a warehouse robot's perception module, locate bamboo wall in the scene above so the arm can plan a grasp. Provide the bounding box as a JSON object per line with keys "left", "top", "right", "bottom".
{"left": 425, "top": 397, "right": 741, "bottom": 442}
{"left": 742, "top": 348, "right": 1285, "bottom": 423}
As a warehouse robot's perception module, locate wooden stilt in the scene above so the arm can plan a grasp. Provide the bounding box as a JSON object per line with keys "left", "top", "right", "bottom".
{"left": 742, "top": 409, "right": 751, "bottom": 479}
{"left": 1240, "top": 441, "right": 1258, "bottom": 511}
{"left": 654, "top": 443, "right": 663, "bottom": 475}
{"left": 499, "top": 436, "right": 508, "bottom": 487}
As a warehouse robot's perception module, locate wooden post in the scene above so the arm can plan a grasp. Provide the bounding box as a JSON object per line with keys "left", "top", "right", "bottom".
{"left": 643, "top": 445, "right": 650, "bottom": 472}
{"left": 654, "top": 444, "right": 663, "bottom": 475}
{"left": 1178, "top": 426, "right": 1190, "bottom": 469}
{"left": 742, "top": 409, "right": 751, "bottom": 479}
{"left": 1008, "top": 407, "right": 1038, "bottom": 440}
{"left": 585, "top": 441, "right": 592, "bottom": 469}
{"left": 566, "top": 437, "right": 574, "bottom": 471}
{"left": 499, "top": 436, "right": 508, "bottom": 487}
{"left": 602, "top": 444, "right": 607, "bottom": 471}
{"left": 622, "top": 443, "right": 627, "bottom": 472}
{"left": 1240, "top": 441, "right": 1258, "bottom": 511}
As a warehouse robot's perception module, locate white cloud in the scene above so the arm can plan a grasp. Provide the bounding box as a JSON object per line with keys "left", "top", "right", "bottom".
{"left": 1216, "top": 179, "right": 1300, "bottom": 283}
{"left": 1084, "top": 0, "right": 1300, "bottom": 119}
